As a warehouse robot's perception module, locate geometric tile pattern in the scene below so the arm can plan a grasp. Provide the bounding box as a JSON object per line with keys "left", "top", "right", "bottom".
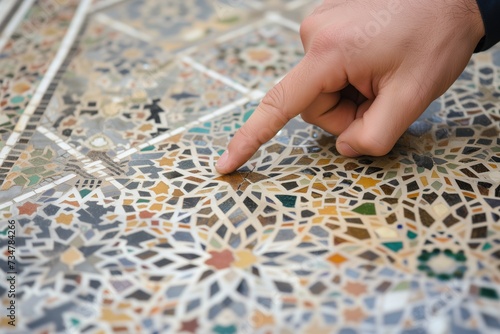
{"left": 1, "top": 0, "right": 500, "bottom": 333}
{"left": 190, "top": 22, "right": 304, "bottom": 90}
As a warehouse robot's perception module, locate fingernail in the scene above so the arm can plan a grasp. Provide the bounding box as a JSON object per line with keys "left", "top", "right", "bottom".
{"left": 337, "top": 142, "right": 360, "bottom": 157}
{"left": 216, "top": 150, "right": 229, "bottom": 171}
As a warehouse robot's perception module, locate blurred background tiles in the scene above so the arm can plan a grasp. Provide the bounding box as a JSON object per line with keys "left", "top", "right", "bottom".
{"left": 40, "top": 20, "right": 243, "bottom": 158}
{"left": 0, "top": 0, "right": 499, "bottom": 333}
{"left": 189, "top": 21, "right": 304, "bottom": 91}
{"left": 98, "top": 0, "right": 261, "bottom": 52}
{"left": 0, "top": 0, "right": 80, "bottom": 153}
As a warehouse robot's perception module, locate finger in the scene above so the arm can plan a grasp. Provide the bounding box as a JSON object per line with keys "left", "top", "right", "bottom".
{"left": 300, "top": 92, "right": 340, "bottom": 119}
{"left": 302, "top": 96, "right": 358, "bottom": 136}
{"left": 336, "top": 86, "right": 425, "bottom": 157}
{"left": 216, "top": 54, "right": 346, "bottom": 174}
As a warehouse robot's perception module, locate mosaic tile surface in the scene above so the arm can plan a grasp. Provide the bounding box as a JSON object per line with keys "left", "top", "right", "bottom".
{"left": 100, "top": 0, "right": 259, "bottom": 52}
{"left": 1, "top": 0, "right": 500, "bottom": 333}
{"left": 189, "top": 21, "right": 304, "bottom": 90}
{"left": 0, "top": 0, "right": 79, "bottom": 148}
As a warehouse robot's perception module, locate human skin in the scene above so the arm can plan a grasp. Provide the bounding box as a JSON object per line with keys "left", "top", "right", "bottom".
{"left": 215, "top": 0, "right": 485, "bottom": 174}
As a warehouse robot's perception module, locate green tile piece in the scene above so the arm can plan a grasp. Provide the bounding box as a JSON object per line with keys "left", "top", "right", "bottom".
{"left": 23, "top": 166, "right": 46, "bottom": 175}
{"left": 437, "top": 166, "right": 447, "bottom": 174}
{"left": 431, "top": 181, "right": 442, "bottom": 191}
{"left": 70, "top": 318, "right": 80, "bottom": 328}
{"left": 393, "top": 281, "right": 410, "bottom": 291}
{"left": 353, "top": 203, "right": 376, "bottom": 215}
{"left": 10, "top": 96, "right": 24, "bottom": 104}
{"left": 243, "top": 108, "right": 255, "bottom": 122}
{"left": 479, "top": 287, "right": 499, "bottom": 300}
{"left": 28, "top": 175, "right": 41, "bottom": 186}
{"left": 213, "top": 325, "right": 237, "bottom": 334}
{"left": 13, "top": 175, "right": 28, "bottom": 186}
{"left": 276, "top": 195, "right": 296, "bottom": 208}
{"left": 188, "top": 127, "right": 210, "bottom": 134}
{"left": 79, "top": 189, "right": 91, "bottom": 198}
{"left": 141, "top": 145, "right": 155, "bottom": 151}
{"left": 382, "top": 242, "right": 403, "bottom": 252}
{"left": 384, "top": 171, "right": 397, "bottom": 180}
{"left": 482, "top": 242, "right": 492, "bottom": 251}
{"left": 407, "top": 230, "right": 417, "bottom": 240}
{"left": 30, "top": 157, "right": 49, "bottom": 167}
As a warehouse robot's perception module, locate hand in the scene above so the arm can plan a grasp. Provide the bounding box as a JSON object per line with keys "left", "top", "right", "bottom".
{"left": 215, "top": 0, "right": 485, "bottom": 174}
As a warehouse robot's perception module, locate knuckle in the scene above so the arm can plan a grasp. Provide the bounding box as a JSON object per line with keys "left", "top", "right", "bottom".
{"left": 300, "top": 111, "right": 316, "bottom": 124}
{"left": 356, "top": 131, "right": 393, "bottom": 156}
{"left": 299, "top": 17, "right": 315, "bottom": 44}
{"left": 309, "top": 25, "right": 351, "bottom": 56}
{"left": 234, "top": 126, "right": 262, "bottom": 153}
{"left": 260, "top": 82, "right": 290, "bottom": 126}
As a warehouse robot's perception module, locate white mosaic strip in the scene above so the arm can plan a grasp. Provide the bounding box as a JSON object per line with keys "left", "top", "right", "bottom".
{"left": 181, "top": 56, "right": 251, "bottom": 94}
{"left": 89, "top": 0, "right": 127, "bottom": 13}
{"left": 266, "top": 11, "right": 300, "bottom": 32}
{"left": 94, "top": 12, "right": 153, "bottom": 42}
{"left": 0, "top": 0, "right": 35, "bottom": 52}
{"left": 0, "top": 0, "right": 17, "bottom": 28}
{"left": 113, "top": 96, "right": 253, "bottom": 163}
{"left": 0, "top": 0, "right": 92, "bottom": 167}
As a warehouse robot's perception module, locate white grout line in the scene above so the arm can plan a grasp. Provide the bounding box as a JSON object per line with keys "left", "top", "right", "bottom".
{"left": 249, "top": 90, "right": 266, "bottom": 101}
{"left": 54, "top": 173, "right": 77, "bottom": 185}
{"left": 0, "top": 201, "right": 13, "bottom": 210}
{"left": 34, "top": 182, "right": 59, "bottom": 194}
{"left": 85, "top": 160, "right": 103, "bottom": 168}
{"left": 38, "top": 127, "right": 115, "bottom": 181}
{"left": 111, "top": 96, "right": 250, "bottom": 163}
{"left": 266, "top": 11, "right": 301, "bottom": 32}
{"left": 89, "top": 0, "right": 126, "bottom": 13}
{"left": 38, "top": 126, "right": 87, "bottom": 160}
{"left": 284, "top": 0, "right": 315, "bottom": 11}
{"left": 274, "top": 74, "right": 287, "bottom": 85}
{"left": 85, "top": 166, "right": 106, "bottom": 174}
{"left": 212, "top": 19, "right": 263, "bottom": 44}
{"left": 0, "top": 0, "right": 35, "bottom": 52}
{"left": 146, "top": 126, "right": 186, "bottom": 146}
{"left": 3, "top": 171, "right": 76, "bottom": 207}
{"left": 181, "top": 56, "right": 250, "bottom": 94}
{"left": 0, "top": 0, "right": 18, "bottom": 28}
{"left": 113, "top": 148, "right": 138, "bottom": 162}
{"left": 107, "top": 178, "right": 125, "bottom": 190}
{"left": 94, "top": 13, "right": 153, "bottom": 42}
{"left": 13, "top": 191, "right": 37, "bottom": 203}
{"left": 198, "top": 97, "right": 249, "bottom": 122}
{"left": 0, "top": 0, "right": 92, "bottom": 168}
{"left": 247, "top": 1, "right": 265, "bottom": 11}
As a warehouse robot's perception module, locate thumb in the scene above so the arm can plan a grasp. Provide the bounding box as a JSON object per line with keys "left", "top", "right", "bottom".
{"left": 336, "top": 87, "right": 426, "bottom": 157}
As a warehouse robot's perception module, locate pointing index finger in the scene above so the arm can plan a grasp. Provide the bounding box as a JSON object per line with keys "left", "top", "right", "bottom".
{"left": 215, "top": 55, "right": 331, "bottom": 174}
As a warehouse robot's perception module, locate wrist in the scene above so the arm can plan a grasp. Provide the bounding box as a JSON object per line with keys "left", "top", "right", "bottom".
{"left": 459, "top": 0, "right": 486, "bottom": 45}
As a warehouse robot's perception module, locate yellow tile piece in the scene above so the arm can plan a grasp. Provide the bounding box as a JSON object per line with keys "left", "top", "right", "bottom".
{"left": 233, "top": 249, "right": 257, "bottom": 269}
{"left": 319, "top": 206, "right": 338, "bottom": 215}
{"left": 151, "top": 181, "right": 169, "bottom": 195}
{"left": 356, "top": 176, "right": 380, "bottom": 188}
{"left": 55, "top": 213, "right": 73, "bottom": 225}
{"left": 100, "top": 308, "right": 133, "bottom": 322}
{"left": 327, "top": 253, "right": 347, "bottom": 266}
{"left": 149, "top": 203, "right": 163, "bottom": 211}
{"left": 420, "top": 176, "right": 428, "bottom": 187}
{"left": 60, "top": 247, "right": 84, "bottom": 267}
